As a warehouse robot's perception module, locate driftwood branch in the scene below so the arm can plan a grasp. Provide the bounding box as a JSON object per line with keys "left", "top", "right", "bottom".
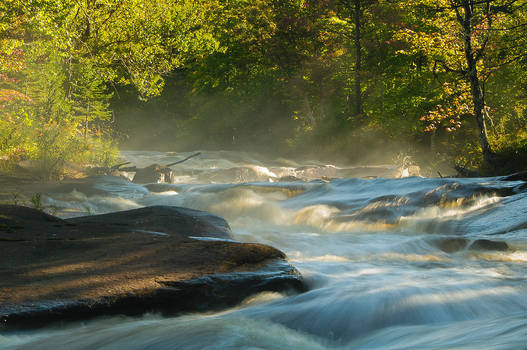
{"left": 98, "top": 152, "right": 201, "bottom": 179}
{"left": 166, "top": 152, "right": 201, "bottom": 167}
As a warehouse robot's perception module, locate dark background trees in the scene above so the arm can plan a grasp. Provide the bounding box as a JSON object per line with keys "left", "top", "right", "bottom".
{"left": 2, "top": 0, "right": 527, "bottom": 175}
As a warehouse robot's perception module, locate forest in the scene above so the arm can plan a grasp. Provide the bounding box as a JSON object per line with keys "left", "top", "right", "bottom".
{"left": 1, "top": 0, "right": 527, "bottom": 177}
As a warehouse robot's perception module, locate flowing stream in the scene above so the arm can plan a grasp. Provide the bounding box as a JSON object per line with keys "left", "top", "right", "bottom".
{"left": 2, "top": 150, "right": 527, "bottom": 350}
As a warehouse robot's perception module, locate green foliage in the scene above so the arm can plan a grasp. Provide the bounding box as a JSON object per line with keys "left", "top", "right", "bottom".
{"left": 0, "top": 0, "right": 220, "bottom": 177}
{"left": 3, "top": 191, "right": 57, "bottom": 215}
{"left": 30, "top": 192, "right": 42, "bottom": 211}
{"left": 486, "top": 133, "right": 527, "bottom": 175}
{"left": 0, "top": 49, "right": 116, "bottom": 178}
{"left": 2, "top": 0, "right": 527, "bottom": 174}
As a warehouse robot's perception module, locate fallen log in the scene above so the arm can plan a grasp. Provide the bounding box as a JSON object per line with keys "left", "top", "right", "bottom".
{"left": 132, "top": 152, "right": 202, "bottom": 183}
{"left": 86, "top": 161, "right": 132, "bottom": 176}
{"left": 110, "top": 161, "right": 131, "bottom": 170}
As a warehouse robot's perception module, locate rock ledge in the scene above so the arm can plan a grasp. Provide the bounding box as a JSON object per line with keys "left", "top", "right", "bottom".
{"left": 0, "top": 205, "right": 305, "bottom": 329}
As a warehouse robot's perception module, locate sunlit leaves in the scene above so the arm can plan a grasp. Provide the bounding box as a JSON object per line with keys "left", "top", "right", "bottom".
{"left": 420, "top": 82, "right": 471, "bottom": 132}
{"left": 0, "top": 0, "right": 222, "bottom": 174}
{"left": 395, "top": 0, "right": 527, "bottom": 139}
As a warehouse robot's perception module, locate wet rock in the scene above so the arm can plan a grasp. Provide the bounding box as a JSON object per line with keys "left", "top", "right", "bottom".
{"left": 133, "top": 164, "right": 175, "bottom": 184}
{"left": 68, "top": 205, "right": 233, "bottom": 240}
{"left": 416, "top": 182, "right": 516, "bottom": 208}
{"left": 431, "top": 237, "right": 469, "bottom": 253}
{"left": 197, "top": 167, "right": 274, "bottom": 183}
{"left": 430, "top": 237, "right": 509, "bottom": 253}
{"left": 25, "top": 176, "right": 110, "bottom": 197}
{"left": 0, "top": 205, "right": 305, "bottom": 329}
{"left": 500, "top": 171, "right": 527, "bottom": 182}
{"left": 0, "top": 205, "right": 231, "bottom": 240}
{"left": 294, "top": 165, "right": 337, "bottom": 180}
{"left": 469, "top": 239, "right": 509, "bottom": 251}
{"left": 277, "top": 175, "right": 303, "bottom": 182}
{"left": 337, "top": 165, "right": 398, "bottom": 178}
{"left": 0, "top": 204, "right": 66, "bottom": 228}
{"left": 145, "top": 183, "right": 182, "bottom": 193}
{"left": 515, "top": 183, "right": 527, "bottom": 192}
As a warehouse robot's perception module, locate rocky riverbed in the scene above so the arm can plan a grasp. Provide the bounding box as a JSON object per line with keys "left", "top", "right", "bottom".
{"left": 3, "top": 150, "right": 527, "bottom": 349}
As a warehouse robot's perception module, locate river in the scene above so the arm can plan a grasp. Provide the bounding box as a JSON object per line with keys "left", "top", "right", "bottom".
{"left": 2, "top": 150, "right": 527, "bottom": 349}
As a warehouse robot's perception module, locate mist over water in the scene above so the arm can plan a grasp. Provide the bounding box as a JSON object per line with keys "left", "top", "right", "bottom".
{"left": 3, "top": 150, "right": 527, "bottom": 349}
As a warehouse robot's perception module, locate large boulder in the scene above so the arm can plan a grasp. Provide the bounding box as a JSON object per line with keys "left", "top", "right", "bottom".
{"left": 0, "top": 205, "right": 305, "bottom": 329}
{"left": 132, "top": 164, "right": 175, "bottom": 184}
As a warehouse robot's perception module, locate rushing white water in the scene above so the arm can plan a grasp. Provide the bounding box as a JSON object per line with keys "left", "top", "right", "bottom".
{"left": 2, "top": 150, "right": 527, "bottom": 349}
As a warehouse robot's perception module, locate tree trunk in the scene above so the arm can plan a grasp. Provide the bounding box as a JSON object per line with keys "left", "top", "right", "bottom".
{"left": 84, "top": 115, "right": 88, "bottom": 141}
{"left": 353, "top": 0, "right": 362, "bottom": 117}
{"left": 461, "top": 1, "right": 494, "bottom": 164}
{"left": 430, "top": 129, "right": 436, "bottom": 153}
{"left": 303, "top": 94, "right": 316, "bottom": 127}
{"left": 380, "top": 63, "right": 385, "bottom": 114}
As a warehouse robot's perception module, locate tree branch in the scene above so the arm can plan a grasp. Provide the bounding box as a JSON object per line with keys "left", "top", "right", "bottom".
{"left": 435, "top": 59, "right": 467, "bottom": 75}
{"left": 475, "top": 0, "right": 492, "bottom": 61}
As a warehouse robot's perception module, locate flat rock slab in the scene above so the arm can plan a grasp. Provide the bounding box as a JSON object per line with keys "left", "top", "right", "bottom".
{"left": 0, "top": 205, "right": 305, "bottom": 329}
{"left": 0, "top": 205, "right": 232, "bottom": 241}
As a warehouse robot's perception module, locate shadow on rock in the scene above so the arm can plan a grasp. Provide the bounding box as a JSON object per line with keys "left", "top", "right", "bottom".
{"left": 0, "top": 205, "right": 306, "bottom": 330}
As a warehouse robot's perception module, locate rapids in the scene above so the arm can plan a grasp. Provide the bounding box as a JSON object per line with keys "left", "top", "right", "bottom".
{"left": 2, "top": 150, "right": 527, "bottom": 349}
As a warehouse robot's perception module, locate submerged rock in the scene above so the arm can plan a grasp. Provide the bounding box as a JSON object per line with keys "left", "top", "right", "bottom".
{"left": 430, "top": 237, "right": 509, "bottom": 253}
{"left": 469, "top": 239, "right": 509, "bottom": 251}
{"left": 431, "top": 237, "right": 469, "bottom": 253}
{"left": 294, "top": 165, "right": 337, "bottom": 180}
{"left": 0, "top": 205, "right": 305, "bottom": 329}
{"left": 197, "top": 167, "right": 275, "bottom": 183}
{"left": 277, "top": 175, "right": 303, "bottom": 182}
{"left": 145, "top": 183, "right": 181, "bottom": 193}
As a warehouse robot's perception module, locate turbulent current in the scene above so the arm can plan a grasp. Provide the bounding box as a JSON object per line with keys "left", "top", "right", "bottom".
{"left": 3, "top": 150, "right": 527, "bottom": 350}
